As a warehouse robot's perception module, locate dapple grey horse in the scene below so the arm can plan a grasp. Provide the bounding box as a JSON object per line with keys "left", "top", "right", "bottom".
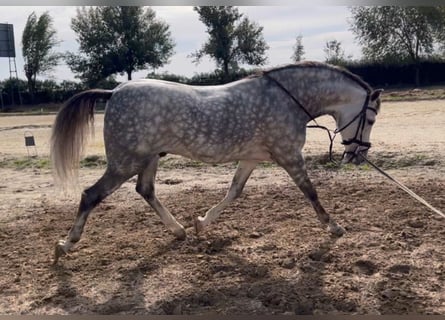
{"left": 51, "top": 61, "right": 382, "bottom": 263}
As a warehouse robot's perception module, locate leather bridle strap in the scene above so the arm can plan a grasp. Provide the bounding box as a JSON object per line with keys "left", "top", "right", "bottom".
{"left": 263, "top": 72, "right": 375, "bottom": 161}
{"left": 338, "top": 94, "right": 377, "bottom": 149}
{"left": 263, "top": 72, "right": 318, "bottom": 123}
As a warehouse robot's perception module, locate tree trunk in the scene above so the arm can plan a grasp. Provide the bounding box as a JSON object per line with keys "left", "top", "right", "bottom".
{"left": 127, "top": 69, "right": 132, "bottom": 81}
{"left": 414, "top": 62, "right": 421, "bottom": 87}
{"left": 414, "top": 39, "right": 421, "bottom": 87}
{"left": 223, "top": 60, "right": 229, "bottom": 82}
{"left": 26, "top": 74, "right": 35, "bottom": 105}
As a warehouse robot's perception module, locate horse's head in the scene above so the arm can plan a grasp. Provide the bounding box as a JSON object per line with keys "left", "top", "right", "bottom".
{"left": 338, "top": 89, "right": 383, "bottom": 165}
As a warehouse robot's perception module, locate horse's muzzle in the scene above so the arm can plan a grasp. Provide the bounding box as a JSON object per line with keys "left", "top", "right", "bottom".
{"left": 341, "top": 148, "right": 368, "bottom": 165}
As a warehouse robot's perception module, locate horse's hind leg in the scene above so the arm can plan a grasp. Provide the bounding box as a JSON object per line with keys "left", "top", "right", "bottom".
{"left": 54, "top": 168, "right": 131, "bottom": 264}
{"left": 195, "top": 160, "right": 258, "bottom": 233}
{"left": 136, "top": 156, "right": 186, "bottom": 240}
{"left": 277, "top": 153, "right": 345, "bottom": 236}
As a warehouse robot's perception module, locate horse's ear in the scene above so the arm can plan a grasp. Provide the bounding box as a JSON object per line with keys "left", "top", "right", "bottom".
{"left": 371, "top": 89, "right": 384, "bottom": 101}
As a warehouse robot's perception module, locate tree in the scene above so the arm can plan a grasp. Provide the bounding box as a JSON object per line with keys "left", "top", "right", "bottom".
{"left": 68, "top": 6, "right": 174, "bottom": 86}
{"left": 324, "top": 39, "right": 350, "bottom": 65}
{"left": 433, "top": 7, "right": 445, "bottom": 53}
{"left": 291, "top": 34, "right": 305, "bottom": 62}
{"left": 191, "top": 6, "right": 268, "bottom": 80}
{"left": 349, "top": 6, "right": 445, "bottom": 85}
{"left": 0, "top": 78, "right": 27, "bottom": 106}
{"left": 22, "top": 11, "right": 61, "bottom": 102}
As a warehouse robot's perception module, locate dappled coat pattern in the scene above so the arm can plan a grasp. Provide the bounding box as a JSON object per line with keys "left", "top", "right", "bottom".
{"left": 51, "top": 61, "right": 382, "bottom": 264}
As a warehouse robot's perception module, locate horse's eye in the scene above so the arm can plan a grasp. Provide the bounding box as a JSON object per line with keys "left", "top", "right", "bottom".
{"left": 367, "top": 119, "right": 375, "bottom": 125}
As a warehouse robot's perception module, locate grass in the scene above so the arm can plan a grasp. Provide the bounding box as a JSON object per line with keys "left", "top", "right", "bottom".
{"left": 369, "top": 152, "right": 439, "bottom": 169}
{"left": 80, "top": 155, "right": 107, "bottom": 168}
{"left": 0, "top": 156, "right": 51, "bottom": 170}
{"left": 158, "top": 157, "right": 212, "bottom": 169}
{"left": 0, "top": 155, "right": 108, "bottom": 170}
{"left": 0, "top": 151, "right": 440, "bottom": 172}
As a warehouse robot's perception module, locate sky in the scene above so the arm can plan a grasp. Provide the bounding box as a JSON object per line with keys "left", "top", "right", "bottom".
{"left": 0, "top": 6, "right": 362, "bottom": 83}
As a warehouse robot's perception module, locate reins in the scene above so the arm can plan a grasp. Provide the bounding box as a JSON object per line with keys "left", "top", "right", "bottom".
{"left": 263, "top": 72, "right": 444, "bottom": 219}
{"left": 358, "top": 152, "right": 445, "bottom": 219}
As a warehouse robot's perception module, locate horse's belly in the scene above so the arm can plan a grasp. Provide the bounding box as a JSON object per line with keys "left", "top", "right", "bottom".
{"left": 173, "top": 144, "right": 272, "bottom": 164}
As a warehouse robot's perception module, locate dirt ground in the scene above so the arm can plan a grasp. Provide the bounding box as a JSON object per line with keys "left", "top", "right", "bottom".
{"left": 0, "top": 99, "right": 444, "bottom": 315}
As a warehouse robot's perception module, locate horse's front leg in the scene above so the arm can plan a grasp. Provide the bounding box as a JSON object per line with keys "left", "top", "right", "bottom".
{"left": 277, "top": 153, "right": 345, "bottom": 236}
{"left": 195, "top": 160, "right": 258, "bottom": 233}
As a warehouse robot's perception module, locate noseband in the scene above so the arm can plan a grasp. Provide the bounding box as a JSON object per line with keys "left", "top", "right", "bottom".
{"left": 264, "top": 72, "right": 377, "bottom": 161}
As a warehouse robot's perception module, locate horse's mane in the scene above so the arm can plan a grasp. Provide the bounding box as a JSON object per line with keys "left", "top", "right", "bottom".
{"left": 251, "top": 61, "right": 372, "bottom": 93}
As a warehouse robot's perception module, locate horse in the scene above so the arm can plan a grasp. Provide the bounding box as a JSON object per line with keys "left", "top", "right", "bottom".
{"left": 51, "top": 61, "right": 382, "bottom": 264}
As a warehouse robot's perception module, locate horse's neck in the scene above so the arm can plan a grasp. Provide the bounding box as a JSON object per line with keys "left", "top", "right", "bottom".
{"left": 278, "top": 73, "right": 365, "bottom": 119}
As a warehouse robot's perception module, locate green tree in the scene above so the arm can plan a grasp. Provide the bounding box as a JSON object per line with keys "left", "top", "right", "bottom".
{"left": 291, "top": 34, "right": 305, "bottom": 62}
{"left": 0, "top": 78, "right": 27, "bottom": 107}
{"left": 68, "top": 6, "right": 174, "bottom": 86}
{"left": 22, "top": 11, "right": 61, "bottom": 103}
{"left": 349, "top": 6, "right": 445, "bottom": 85}
{"left": 191, "top": 6, "right": 268, "bottom": 80}
{"left": 324, "top": 39, "right": 350, "bottom": 65}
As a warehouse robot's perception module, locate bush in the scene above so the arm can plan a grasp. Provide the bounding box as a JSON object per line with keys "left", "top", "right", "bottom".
{"left": 344, "top": 60, "right": 445, "bottom": 88}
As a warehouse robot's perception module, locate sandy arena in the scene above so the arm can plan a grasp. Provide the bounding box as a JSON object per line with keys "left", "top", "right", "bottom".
{"left": 0, "top": 99, "right": 444, "bottom": 314}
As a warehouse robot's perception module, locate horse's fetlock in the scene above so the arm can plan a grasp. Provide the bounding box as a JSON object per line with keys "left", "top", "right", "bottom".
{"left": 70, "top": 235, "right": 81, "bottom": 244}
{"left": 328, "top": 221, "right": 345, "bottom": 237}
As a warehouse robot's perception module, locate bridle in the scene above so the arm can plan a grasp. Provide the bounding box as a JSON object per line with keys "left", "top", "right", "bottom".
{"left": 263, "top": 72, "right": 377, "bottom": 162}
{"left": 264, "top": 72, "right": 445, "bottom": 221}
{"left": 337, "top": 93, "right": 378, "bottom": 160}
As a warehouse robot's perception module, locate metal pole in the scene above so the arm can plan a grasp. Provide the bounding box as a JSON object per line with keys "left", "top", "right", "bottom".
{"left": 0, "top": 86, "right": 4, "bottom": 111}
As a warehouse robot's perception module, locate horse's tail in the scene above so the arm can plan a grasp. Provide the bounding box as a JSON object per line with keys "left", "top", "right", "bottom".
{"left": 50, "top": 89, "right": 113, "bottom": 186}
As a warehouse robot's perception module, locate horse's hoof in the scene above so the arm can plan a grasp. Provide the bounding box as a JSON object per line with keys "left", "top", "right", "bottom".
{"left": 174, "top": 227, "right": 187, "bottom": 241}
{"left": 53, "top": 241, "right": 67, "bottom": 265}
{"left": 328, "top": 223, "right": 345, "bottom": 237}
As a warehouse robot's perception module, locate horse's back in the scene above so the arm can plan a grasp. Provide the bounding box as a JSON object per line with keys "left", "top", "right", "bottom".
{"left": 102, "top": 78, "right": 298, "bottom": 163}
